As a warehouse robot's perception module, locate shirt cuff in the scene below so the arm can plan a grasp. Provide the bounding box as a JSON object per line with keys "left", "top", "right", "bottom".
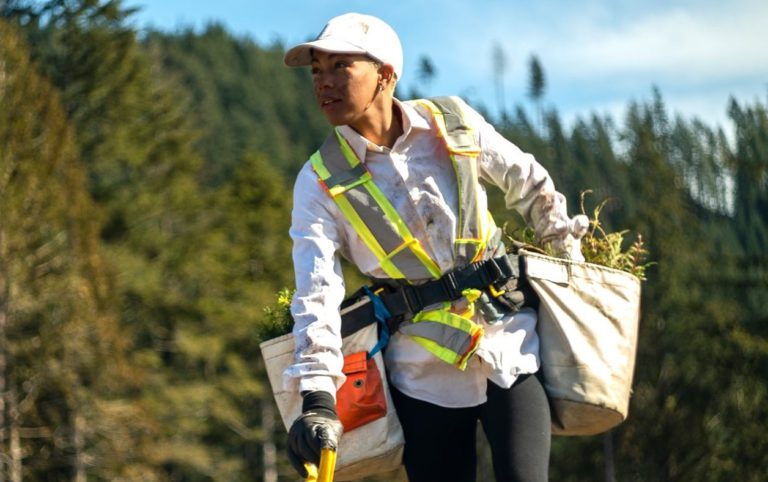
{"left": 299, "top": 375, "right": 339, "bottom": 402}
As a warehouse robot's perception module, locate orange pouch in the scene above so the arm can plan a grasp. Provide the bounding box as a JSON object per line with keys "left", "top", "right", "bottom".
{"left": 336, "top": 351, "right": 387, "bottom": 432}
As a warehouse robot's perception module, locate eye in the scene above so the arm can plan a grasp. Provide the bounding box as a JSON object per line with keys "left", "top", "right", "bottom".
{"left": 334, "top": 60, "right": 349, "bottom": 69}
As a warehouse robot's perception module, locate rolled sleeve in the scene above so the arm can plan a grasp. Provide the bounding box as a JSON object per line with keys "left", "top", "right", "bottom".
{"left": 283, "top": 162, "right": 347, "bottom": 398}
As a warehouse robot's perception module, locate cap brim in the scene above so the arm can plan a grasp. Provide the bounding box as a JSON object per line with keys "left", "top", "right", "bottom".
{"left": 284, "top": 38, "right": 368, "bottom": 67}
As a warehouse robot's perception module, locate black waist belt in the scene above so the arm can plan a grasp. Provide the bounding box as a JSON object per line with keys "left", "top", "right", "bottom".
{"left": 339, "top": 253, "right": 520, "bottom": 338}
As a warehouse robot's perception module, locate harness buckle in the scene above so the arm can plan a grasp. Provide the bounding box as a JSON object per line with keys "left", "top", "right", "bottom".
{"left": 488, "top": 283, "right": 507, "bottom": 298}
{"left": 402, "top": 285, "right": 423, "bottom": 315}
{"left": 483, "top": 257, "right": 504, "bottom": 284}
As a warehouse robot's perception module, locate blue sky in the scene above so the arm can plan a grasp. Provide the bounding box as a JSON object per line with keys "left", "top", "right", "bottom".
{"left": 127, "top": 0, "right": 768, "bottom": 131}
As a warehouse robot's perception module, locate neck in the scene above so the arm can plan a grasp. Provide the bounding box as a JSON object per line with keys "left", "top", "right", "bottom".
{"left": 350, "top": 96, "right": 403, "bottom": 149}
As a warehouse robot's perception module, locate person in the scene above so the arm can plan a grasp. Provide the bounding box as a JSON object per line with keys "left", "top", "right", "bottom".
{"left": 282, "top": 12, "right": 587, "bottom": 482}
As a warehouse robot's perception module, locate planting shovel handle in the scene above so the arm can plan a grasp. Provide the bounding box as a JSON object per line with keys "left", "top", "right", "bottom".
{"left": 305, "top": 448, "right": 337, "bottom": 482}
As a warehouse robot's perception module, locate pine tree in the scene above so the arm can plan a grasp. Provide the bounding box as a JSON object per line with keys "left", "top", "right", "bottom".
{"left": 727, "top": 99, "right": 768, "bottom": 256}
{"left": 146, "top": 24, "right": 328, "bottom": 185}
{"left": 0, "top": 18, "right": 154, "bottom": 480}
{"left": 528, "top": 54, "right": 546, "bottom": 134}
{"left": 3, "top": 1, "right": 212, "bottom": 477}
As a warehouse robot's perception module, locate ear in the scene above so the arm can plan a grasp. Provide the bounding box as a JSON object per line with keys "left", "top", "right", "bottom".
{"left": 378, "top": 63, "right": 396, "bottom": 87}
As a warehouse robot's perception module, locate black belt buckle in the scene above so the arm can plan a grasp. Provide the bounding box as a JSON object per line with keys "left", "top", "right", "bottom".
{"left": 486, "top": 257, "right": 504, "bottom": 282}
{"left": 401, "top": 284, "right": 423, "bottom": 316}
{"left": 484, "top": 255, "right": 519, "bottom": 298}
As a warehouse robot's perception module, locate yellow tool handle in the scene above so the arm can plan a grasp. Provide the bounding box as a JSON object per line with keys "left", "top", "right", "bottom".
{"left": 304, "top": 448, "right": 337, "bottom": 482}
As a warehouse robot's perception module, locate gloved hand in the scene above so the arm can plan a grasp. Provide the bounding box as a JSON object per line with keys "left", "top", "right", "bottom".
{"left": 287, "top": 390, "right": 343, "bottom": 478}
{"left": 547, "top": 214, "right": 589, "bottom": 261}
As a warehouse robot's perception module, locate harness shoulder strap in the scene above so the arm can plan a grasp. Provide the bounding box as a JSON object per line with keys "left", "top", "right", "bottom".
{"left": 413, "top": 96, "right": 481, "bottom": 156}
{"left": 311, "top": 131, "right": 372, "bottom": 197}
{"left": 310, "top": 130, "right": 442, "bottom": 280}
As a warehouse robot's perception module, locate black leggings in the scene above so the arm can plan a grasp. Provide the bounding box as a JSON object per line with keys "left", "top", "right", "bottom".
{"left": 390, "top": 373, "right": 551, "bottom": 482}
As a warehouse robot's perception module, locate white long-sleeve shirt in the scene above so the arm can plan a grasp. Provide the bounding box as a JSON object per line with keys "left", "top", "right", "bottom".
{"left": 286, "top": 97, "right": 577, "bottom": 407}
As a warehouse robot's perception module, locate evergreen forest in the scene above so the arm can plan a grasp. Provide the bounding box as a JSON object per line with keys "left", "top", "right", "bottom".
{"left": 0, "top": 1, "right": 766, "bottom": 480}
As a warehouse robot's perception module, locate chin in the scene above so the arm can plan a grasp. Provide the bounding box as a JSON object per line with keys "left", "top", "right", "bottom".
{"left": 322, "top": 112, "right": 350, "bottom": 127}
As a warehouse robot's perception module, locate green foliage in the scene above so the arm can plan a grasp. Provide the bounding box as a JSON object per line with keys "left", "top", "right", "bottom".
{"left": 146, "top": 24, "right": 329, "bottom": 185}
{"left": 2, "top": 3, "right": 767, "bottom": 480}
{"left": 0, "top": 17, "right": 155, "bottom": 480}
{"left": 491, "top": 86, "right": 767, "bottom": 480}
{"left": 577, "top": 191, "right": 652, "bottom": 280}
{"left": 258, "top": 288, "right": 294, "bottom": 342}
{"left": 506, "top": 191, "right": 652, "bottom": 280}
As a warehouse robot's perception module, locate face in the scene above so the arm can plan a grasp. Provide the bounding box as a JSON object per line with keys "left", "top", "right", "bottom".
{"left": 311, "top": 51, "right": 382, "bottom": 127}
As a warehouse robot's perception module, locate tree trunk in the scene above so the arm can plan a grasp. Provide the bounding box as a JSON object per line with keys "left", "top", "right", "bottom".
{"left": 73, "top": 411, "right": 86, "bottom": 482}
{"left": 0, "top": 315, "right": 6, "bottom": 482}
{"left": 604, "top": 430, "right": 616, "bottom": 482}
{"left": 261, "top": 396, "right": 277, "bottom": 482}
{"left": 1, "top": 228, "right": 8, "bottom": 482}
{"left": 8, "top": 383, "right": 21, "bottom": 482}
{"left": 0, "top": 312, "right": 6, "bottom": 482}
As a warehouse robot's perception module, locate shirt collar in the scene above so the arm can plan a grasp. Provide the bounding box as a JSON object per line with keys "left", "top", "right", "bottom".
{"left": 336, "top": 98, "right": 432, "bottom": 161}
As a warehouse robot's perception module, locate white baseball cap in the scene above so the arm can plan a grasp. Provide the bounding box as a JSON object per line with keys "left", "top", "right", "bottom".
{"left": 284, "top": 13, "right": 403, "bottom": 79}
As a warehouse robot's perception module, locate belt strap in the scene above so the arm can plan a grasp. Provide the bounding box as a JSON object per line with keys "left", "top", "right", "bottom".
{"left": 340, "top": 253, "right": 520, "bottom": 335}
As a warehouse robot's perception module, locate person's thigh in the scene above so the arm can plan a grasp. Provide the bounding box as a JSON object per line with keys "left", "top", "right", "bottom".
{"left": 479, "top": 374, "right": 551, "bottom": 482}
{"left": 390, "top": 386, "right": 479, "bottom": 482}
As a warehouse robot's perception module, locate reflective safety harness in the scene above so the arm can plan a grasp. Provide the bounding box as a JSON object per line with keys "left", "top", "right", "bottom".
{"left": 311, "top": 96, "right": 516, "bottom": 370}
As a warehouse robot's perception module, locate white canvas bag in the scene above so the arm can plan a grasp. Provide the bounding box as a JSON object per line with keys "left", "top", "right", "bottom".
{"left": 260, "top": 321, "right": 404, "bottom": 481}
{"left": 522, "top": 250, "right": 642, "bottom": 436}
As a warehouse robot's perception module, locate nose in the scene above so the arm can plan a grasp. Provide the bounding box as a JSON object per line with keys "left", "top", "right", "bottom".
{"left": 313, "top": 70, "right": 334, "bottom": 91}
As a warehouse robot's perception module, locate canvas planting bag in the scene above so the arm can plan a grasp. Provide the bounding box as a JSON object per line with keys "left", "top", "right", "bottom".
{"left": 260, "top": 315, "right": 403, "bottom": 481}
{"left": 521, "top": 250, "right": 642, "bottom": 436}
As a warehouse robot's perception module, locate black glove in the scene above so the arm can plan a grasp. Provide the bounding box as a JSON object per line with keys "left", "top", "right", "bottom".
{"left": 287, "top": 390, "right": 343, "bottom": 478}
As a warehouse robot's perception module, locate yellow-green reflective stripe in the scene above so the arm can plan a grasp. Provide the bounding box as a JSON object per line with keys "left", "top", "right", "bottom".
{"left": 410, "top": 308, "right": 485, "bottom": 369}
{"left": 335, "top": 129, "right": 359, "bottom": 167}
{"left": 310, "top": 151, "right": 331, "bottom": 179}
{"left": 423, "top": 99, "right": 450, "bottom": 144}
{"left": 328, "top": 171, "right": 372, "bottom": 196}
{"left": 419, "top": 98, "right": 481, "bottom": 155}
{"left": 412, "top": 309, "right": 485, "bottom": 349}
{"left": 383, "top": 239, "right": 438, "bottom": 276}
{"left": 312, "top": 149, "right": 405, "bottom": 277}
{"left": 456, "top": 239, "right": 486, "bottom": 263}
{"left": 409, "top": 336, "right": 465, "bottom": 367}
{"left": 468, "top": 153, "right": 486, "bottom": 245}
{"left": 408, "top": 315, "right": 484, "bottom": 371}
{"left": 451, "top": 153, "right": 466, "bottom": 254}
{"left": 419, "top": 99, "right": 489, "bottom": 264}
{"left": 455, "top": 238, "right": 484, "bottom": 245}
{"left": 483, "top": 211, "right": 496, "bottom": 246}
{"left": 334, "top": 194, "right": 406, "bottom": 280}
{"left": 416, "top": 99, "right": 481, "bottom": 155}
{"left": 381, "top": 238, "right": 421, "bottom": 263}
{"left": 363, "top": 180, "right": 442, "bottom": 279}
{"left": 454, "top": 151, "right": 485, "bottom": 263}
{"left": 333, "top": 128, "right": 441, "bottom": 279}
{"left": 320, "top": 134, "right": 410, "bottom": 278}
{"left": 413, "top": 308, "right": 480, "bottom": 332}
{"left": 457, "top": 339, "right": 481, "bottom": 370}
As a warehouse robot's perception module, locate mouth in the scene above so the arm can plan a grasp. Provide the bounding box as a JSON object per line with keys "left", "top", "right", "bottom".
{"left": 319, "top": 97, "right": 341, "bottom": 109}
